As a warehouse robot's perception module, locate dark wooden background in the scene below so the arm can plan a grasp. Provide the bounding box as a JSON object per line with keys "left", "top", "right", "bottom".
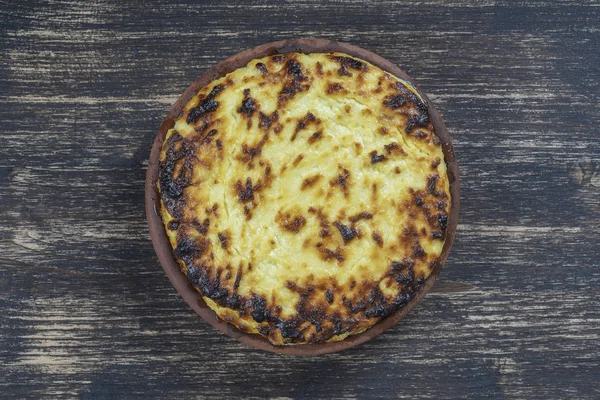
{"left": 1, "top": 0, "right": 599, "bottom": 398}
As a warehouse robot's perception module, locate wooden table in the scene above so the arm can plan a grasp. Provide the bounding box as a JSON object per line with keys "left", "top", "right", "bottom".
{"left": 1, "top": 1, "right": 598, "bottom": 398}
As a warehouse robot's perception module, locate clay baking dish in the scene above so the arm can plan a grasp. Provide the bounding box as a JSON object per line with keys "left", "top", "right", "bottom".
{"left": 145, "top": 38, "right": 459, "bottom": 355}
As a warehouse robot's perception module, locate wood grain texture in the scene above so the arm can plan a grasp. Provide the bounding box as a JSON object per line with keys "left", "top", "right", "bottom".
{"left": 0, "top": 0, "right": 598, "bottom": 398}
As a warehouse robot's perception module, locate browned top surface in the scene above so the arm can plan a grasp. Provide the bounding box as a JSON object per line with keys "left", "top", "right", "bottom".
{"left": 157, "top": 52, "right": 451, "bottom": 344}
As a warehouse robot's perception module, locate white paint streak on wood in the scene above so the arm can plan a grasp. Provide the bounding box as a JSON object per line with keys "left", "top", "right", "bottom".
{"left": 0, "top": 0, "right": 599, "bottom": 398}
{"left": 4, "top": 95, "right": 178, "bottom": 105}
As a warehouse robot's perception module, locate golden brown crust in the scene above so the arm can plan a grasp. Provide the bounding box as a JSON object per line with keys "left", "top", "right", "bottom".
{"left": 158, "top": 52, "right": 451, "bottom": 344}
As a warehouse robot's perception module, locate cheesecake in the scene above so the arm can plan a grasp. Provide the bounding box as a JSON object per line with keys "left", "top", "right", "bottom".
{"left": 157, "top": 52, "right": 451, "bottom": 344}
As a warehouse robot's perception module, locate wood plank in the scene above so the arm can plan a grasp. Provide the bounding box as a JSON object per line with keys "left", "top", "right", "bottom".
{"left": 0, "top": 0, "right": 598, "bottom": 398}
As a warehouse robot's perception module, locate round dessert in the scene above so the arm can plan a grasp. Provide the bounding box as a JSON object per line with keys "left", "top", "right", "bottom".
{"left": 156, "top": 51, "right": 452, "bottom": 345}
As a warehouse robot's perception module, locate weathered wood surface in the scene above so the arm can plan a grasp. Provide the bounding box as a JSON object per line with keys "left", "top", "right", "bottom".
{"left": 1, "top": 0, "right": 598, "bottom": 398}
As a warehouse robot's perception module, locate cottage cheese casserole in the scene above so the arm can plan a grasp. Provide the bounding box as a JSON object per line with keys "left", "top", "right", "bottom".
{"left": 158, "top": 52, "right": 451, "bottom": 345}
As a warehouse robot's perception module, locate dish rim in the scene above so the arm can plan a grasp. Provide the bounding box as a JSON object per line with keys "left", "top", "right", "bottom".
{"left": 145, "top": 37, "right": 460, "bottom": 355}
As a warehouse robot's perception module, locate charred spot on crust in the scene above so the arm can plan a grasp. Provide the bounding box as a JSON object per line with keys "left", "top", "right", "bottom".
{"left": 395, "top": 268, "right": 415, "bottom": 285}
{"left": 256, "top": 62, "right": 268, "bottom": 75}
{"left": 346, "top": 298, "right": 366, "bottom": 314}
{"left": 364, "top": 287, "right": 388, "bottom": 318}
{"left": 298, "top": 295, "right": 326, "bottom": 335}
{"left": 315, "top": 62, "right": 323, "bottom": 75}
{"left": 167, "top": 220, "right": 179, "bottom": 230}
{"left": 296, "top": 112, "right": 317, "bottom": 131}
{"left": 276, "top": 319, "right": 305, "bottom": 341}
{"left": 334, "top": 221, "right": 359, "bottom": 243}
{"left": 431, "top": 230, "right": 444, "bottom": 239}
{"left": 386, "top": 143, "right": 407, "bottom": 158}
{"left": 263, "top": 163, "right": 273, "bottom": 185}
{"left": 241, "top": 143, "right": 261, "bottom": 162}
{"left": 279, "top": 85, "right": 301, "bottom": 103}
{"left": 287, "top": 59, "right": 304, "bottom": 79}
{"left": 370, "top": 151, "right": 386, "bottom": 164}
{"left": 279, "top": 59, "right": 310, "bottom": 104}
{"left": 218, "top": 232, "right": 229, "bottom": 249}
{"left": 321, "top": 247, "right": 344, "bottom": 262}
{"left": 292, "top": 112, "right": 320, "bottom": 141}
{"left": 278, "top": 213, "right": 307, "bottom": 233}
{"left": 249, "top": 294, "right": 268, "bottom": 323}
{"left": 427, "top": 174, "right": 440, "bottom": 196}
{"left": 327, "top": 82, "right": 344, "bottom": 94}
{"left": 174, "top": 234, "right": 208, "bottom": 266}
{"left": 187, "top": 265, "right": 228, "bottom": 300}
{"left": 301, "top": 174, "right": 322, "bottom": 190}
{"left": 240, "top": 134, "right": 268, "bottom": 163}
{"left": 292, "top": 154, "right": 304, "bottom": 166}
{"left": 431, "top": 157, "right": 441, "bottom": 169}
{"left": 325, "top": 289, "right": 334, "bottom": 304}
{"left": 438, "top": 213, "right": 448, "bottom": 231}
{"left": 192, "top": 218, "right": 210, "bottom": 235}
{"left": 238, "top": 88, "right": 258, "bottom": 121}
{"left": 200, "top": 129, "right": 219, "bottom": 145}
{"left": 378, "top": 127, "right": 389, "bottom": 136}
{"left": 350, "top": 212, "right": 373, "bottom": 223}
{"left": 258, "top": 325, "right": 270, "bottom": 336}
{"left": 412, "top": 243, "right": 426, "bottom": 258}
{"left": 414, "top": 195, "right": 424, "bottom": 207}
{"left": 159, "top": 133, "right": 195, "bottom": 200}
{"left": 391, "top": 85, "right": 429, "bottom": 134}
{"left": 384, "top": 142, "right": 399, "bottom": 154}
{"left": 372, "top": 232, "right": 383, "bottom": 246}
{"left": 258, "top": 111, "right": 279, "bottom": 132}
{"left": 236, "top": 177, "right": 255, "bottom": 203}
{"left": 161, "top": 197, "right": 185, "bottom": 221}
{"left": 187, "top": 85, "right": 224, "bottom": 123}
{"left": 391, "top": 258, "right": 415, "bottom": 284}
{"left": 331, "top": 55, "right": 368, "bottom": 77}
{"left": 391, "top": 258, "right": 414, "bottom": 270}
{"left": 316, "top": 219, "right": 331, "bottom": 240}
{"left": 405, "top": 113, "right": 430, "bottom": 134}
{"left": 395, "top": 82, "right": 428, "bottom": 111}
{"left": 330, "top": 167, "right": 350, "bottom": 196}
{"left": 383, "top": 94, "right": 406, "bottom": 109}
{"left": 411, "top": 129, "right": 428, "bottom": 139}
{"left": 308, "top": 131, "right": 322, "bottom": 144}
